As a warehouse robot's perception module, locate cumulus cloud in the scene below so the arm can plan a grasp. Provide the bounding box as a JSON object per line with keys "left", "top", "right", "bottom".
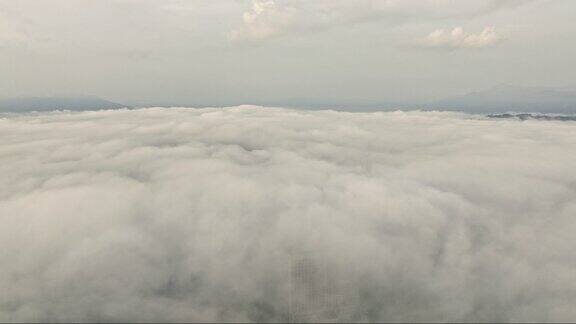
{"left": 229, "top": 0, "right": 531, "bottom": 41}
{"left": 422, "top": 26, "right": 500, "bottom": 49}
{"left": 1, "top": 106, "right": 576, "bottom": 322}
{"left": 228, "top": 0, "right": 297, "bottom": 41}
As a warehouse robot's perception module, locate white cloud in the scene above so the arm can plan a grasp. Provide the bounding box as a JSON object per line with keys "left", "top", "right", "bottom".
{"left": 229, "top": 0, "right": 530, "bottom": 42}
{"left": 229, "top": 0, "right": 297, "bottom": 41}
{"left": 422, "top": 26, "right": 501, "bottom": 49}
{"left": 1, "top": 107, "right": 576, "bottom": 322}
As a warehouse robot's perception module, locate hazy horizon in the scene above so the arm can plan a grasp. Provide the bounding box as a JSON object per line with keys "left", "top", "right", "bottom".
{"left": 2, "top": 1, "right": 576, "bottom": 323}
{"left": 2, "top": 0, "right": 576, "bottom": 109}
{"left": 3, "top": 83, "right": 576, "bottom": 114}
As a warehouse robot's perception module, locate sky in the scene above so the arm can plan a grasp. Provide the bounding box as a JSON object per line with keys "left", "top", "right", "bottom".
{"left": 3, "top": 2, "right": 576, "bottom": 322}
{"left": 1, "top": 0, "right": 576, "bottom": 107}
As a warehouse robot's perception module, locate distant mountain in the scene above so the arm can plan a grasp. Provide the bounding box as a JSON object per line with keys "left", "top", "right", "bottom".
{"left": 0, "top": 96, "right": 128, "bottom": 112}
{"left": 434, "top": 85, "right": 576, "bottom": 113}
{"left": 488, "top": 113, "right": 576, "bottom": 121}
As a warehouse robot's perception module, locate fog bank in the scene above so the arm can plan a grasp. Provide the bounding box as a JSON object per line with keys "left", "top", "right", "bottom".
{"left": 1, "top": 106, "right": 576, "bottom": 322}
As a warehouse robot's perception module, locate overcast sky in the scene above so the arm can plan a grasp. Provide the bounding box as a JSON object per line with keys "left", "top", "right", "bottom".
{"left": 1, "top": 0, "right": 575, "bottom": 106}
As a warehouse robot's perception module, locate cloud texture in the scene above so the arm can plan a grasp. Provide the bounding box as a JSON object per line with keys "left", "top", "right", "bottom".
{"left": 230, "top": 0, "right": 530, "bottom": 41}
{"left": 423, "top": 26, "right": 500, "bottom": 49}
{"left": 1, "top": 107, "right": 576, "bottom": 322}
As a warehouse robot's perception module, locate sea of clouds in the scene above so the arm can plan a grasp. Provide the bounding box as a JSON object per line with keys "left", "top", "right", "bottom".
{"left": 1, "top": 106, "right": 576, "bottom": 322}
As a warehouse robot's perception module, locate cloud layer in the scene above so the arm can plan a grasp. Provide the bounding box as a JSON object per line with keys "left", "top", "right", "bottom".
{"left": 230, "top": 0, "right": 529, "bottom": 41}
{"left": 423, "top": 26, "right": 500, "bottom": 49}
{"left": 1, "top": 107, "right": 576, "bottom": 322}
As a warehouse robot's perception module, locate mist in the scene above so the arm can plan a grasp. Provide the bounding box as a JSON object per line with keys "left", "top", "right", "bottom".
{"left": 1, "top": 106, "right": 576, "bottom": 322}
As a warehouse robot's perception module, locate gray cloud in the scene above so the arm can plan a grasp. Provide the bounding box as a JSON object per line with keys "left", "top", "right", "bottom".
{"left": 1, "top": 0, "right": 574, "bottom": 106}
{"left": 229, "top": 0, "right": 535, "bottom": 42}
{"left": 1, "top": 107, "right": 576, "bottom": 322}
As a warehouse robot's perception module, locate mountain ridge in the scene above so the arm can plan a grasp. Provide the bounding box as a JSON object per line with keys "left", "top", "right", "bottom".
{"left": 433, "top": 85, "right": 576, "bottom": 113}
{"left": 0, "top": 96, "right": 128, "bottom": 112}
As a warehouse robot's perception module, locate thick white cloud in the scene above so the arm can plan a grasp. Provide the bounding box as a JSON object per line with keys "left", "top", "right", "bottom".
{"left": 1, "top": 106, "right": 576, "bottom": 322}
{"left": 423, "top": 26, "right": 500, "bottom": 49}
